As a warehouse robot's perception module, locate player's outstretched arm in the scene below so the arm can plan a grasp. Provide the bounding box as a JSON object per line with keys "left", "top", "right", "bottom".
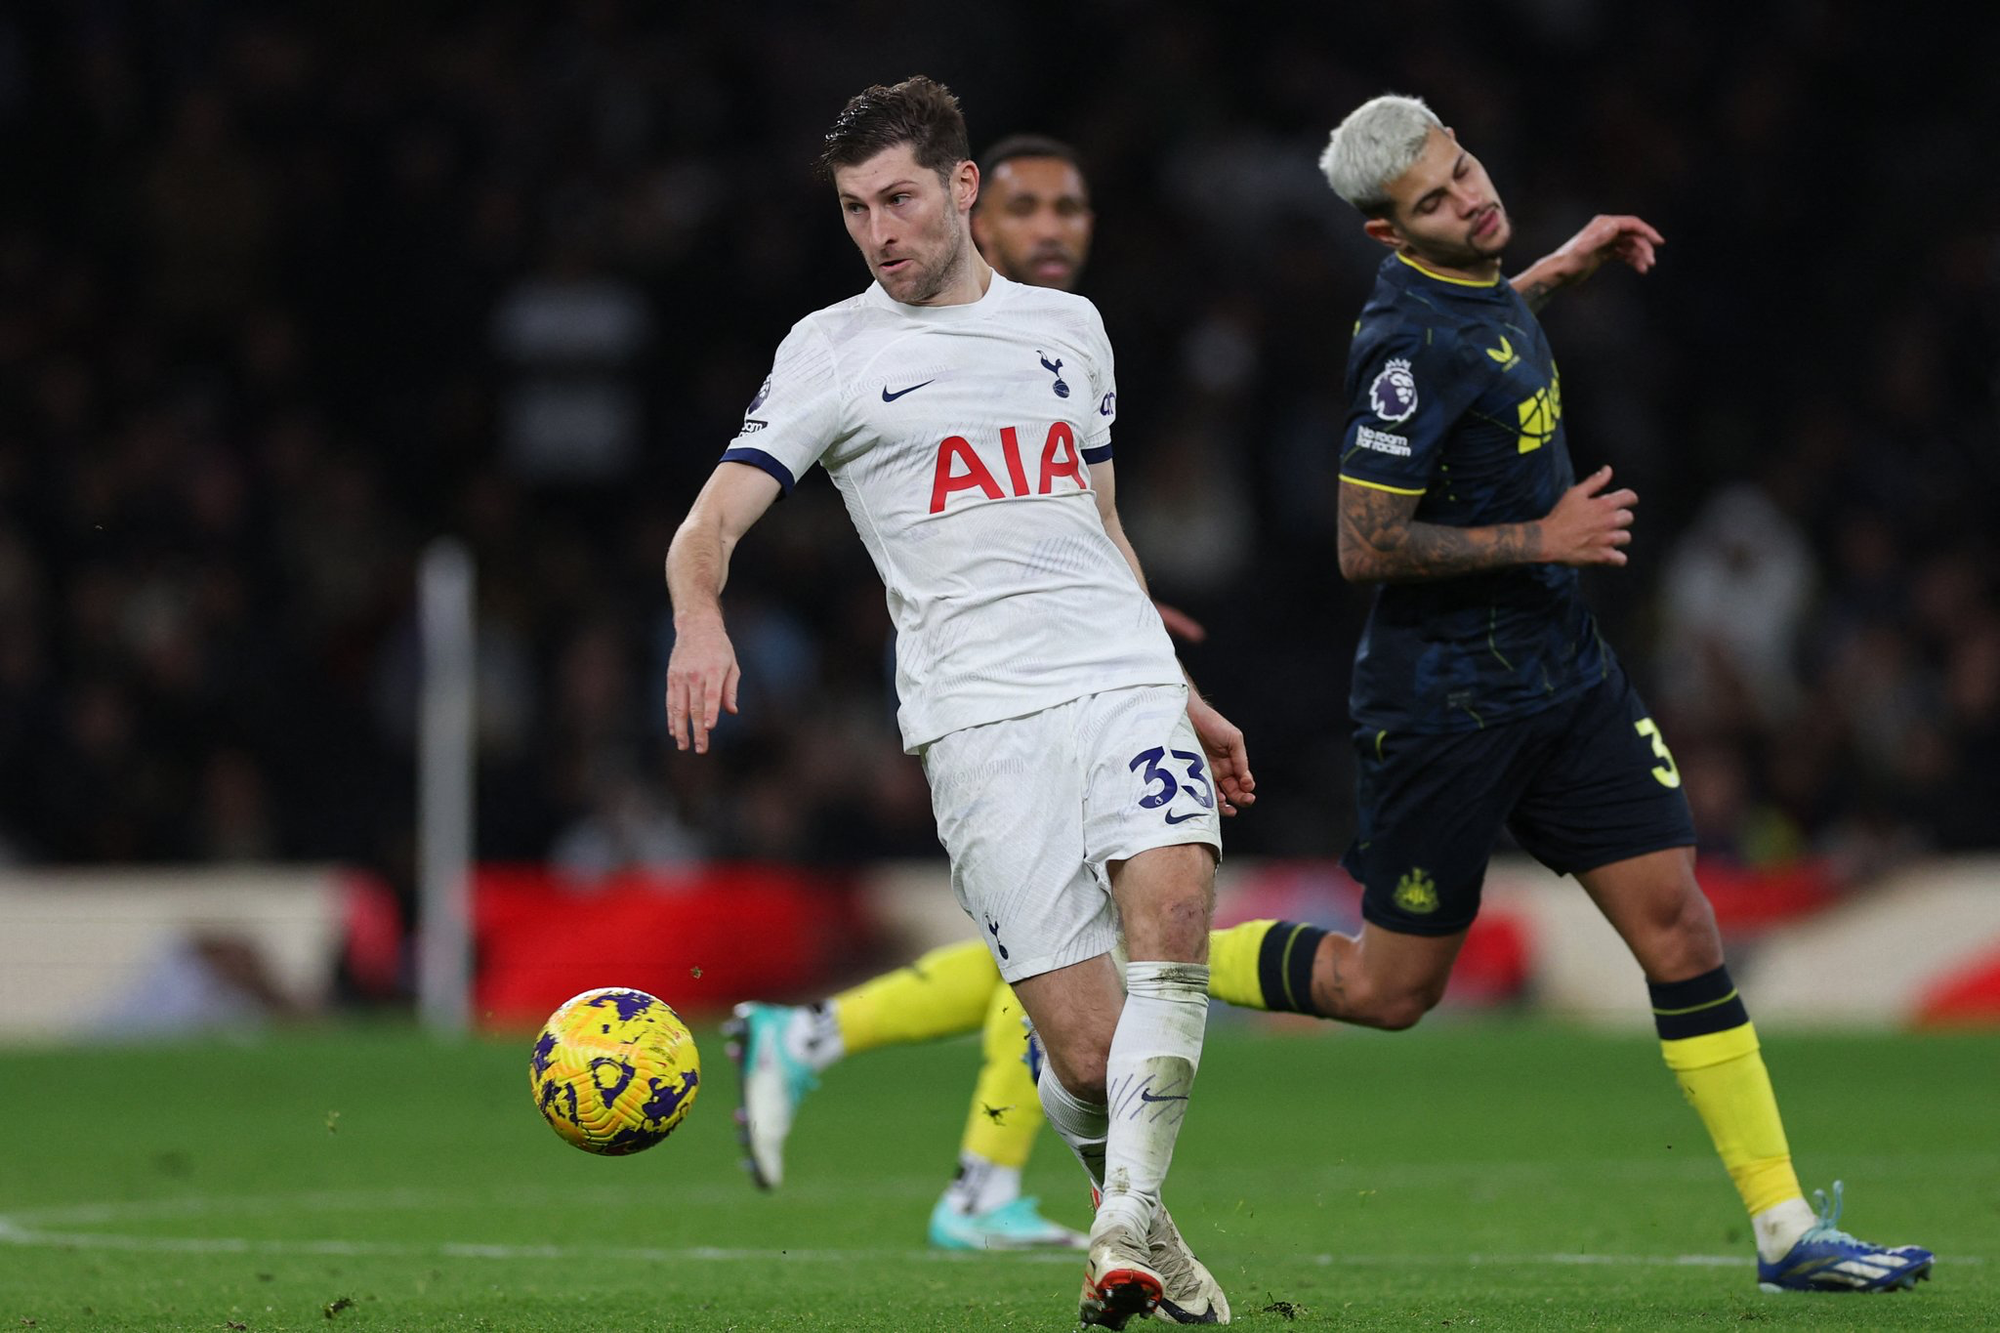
{"left": 1511, "top": 214, "right": 1664, "bottom": 312}
{"left": 664, "top": 462, "right": 783, "bottom": 753}
{"left": 1337, "top": 465, "right": 1636, "bottom": 583}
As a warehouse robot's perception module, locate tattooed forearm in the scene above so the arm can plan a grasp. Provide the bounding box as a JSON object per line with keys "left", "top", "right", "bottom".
{"left": 1391, "top": 516, "right": 1544, "bottom": 579}
{"left": 1337, "top": 481, "right": 1542, "bottom": 583}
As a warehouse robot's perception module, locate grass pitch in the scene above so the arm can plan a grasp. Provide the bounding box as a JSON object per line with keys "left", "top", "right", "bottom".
{"left": 0, "top": 1016, "right": 1991, "bottom": 1330}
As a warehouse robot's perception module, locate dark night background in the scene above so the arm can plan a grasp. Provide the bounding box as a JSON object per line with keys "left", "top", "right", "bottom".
{"left": 1, "top": 1, "right": 1994, "bottom": 909}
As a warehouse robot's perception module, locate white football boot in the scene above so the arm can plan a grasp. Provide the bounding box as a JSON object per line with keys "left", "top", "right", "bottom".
{"left": 1147, "top": 1205, "right": 1230, "bottom": 1323}
{"left": 1080, "top": 1218, "right": 1164, "bottom": 1328}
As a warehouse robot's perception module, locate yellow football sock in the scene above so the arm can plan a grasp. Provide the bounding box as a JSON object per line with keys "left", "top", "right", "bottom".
{"left": 1653, "top": 967, "right": 1803, "bottom": 1218}
{"left": 1207, "top": 919, "right": 1274, "bottom": 1009}
{"left": 959, "top": 983, "right": 1044, "bottom": 1168}
{"left": 831, "top": 938, "right": 1001, "bottom": 1055}
{"left": 1207, "top": 919, "right": 1327, "bottom": 1014}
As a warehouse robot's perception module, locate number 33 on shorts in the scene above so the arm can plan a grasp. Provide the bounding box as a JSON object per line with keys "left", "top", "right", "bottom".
{"left": 1129, "top": 746, "right": 1216, "bottom": 823}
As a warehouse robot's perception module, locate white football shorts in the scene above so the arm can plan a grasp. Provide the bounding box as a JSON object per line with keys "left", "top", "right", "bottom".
{"left": 919, "top": 683, "right": 1223, "bottom": 983}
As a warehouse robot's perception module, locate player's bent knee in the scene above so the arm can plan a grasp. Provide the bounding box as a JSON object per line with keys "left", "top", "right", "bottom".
{"left": 1330, "top": 975, "right": 1440, "bottom": 1030}
{"left": 1113, "top": 843, "right": 1217, "bottom": 962}
{"left": 1345, "top": 973, "right": 1446, "bottom": 1031}
{"left": 1024, "top": 1010, "right": 1113, "bottom": 1101}
{"left": 1636, "top": 884, "right": 1724, "bottom": 981}
{"left": 1042, "top": 1046, "right": 1109, "bottom": 1104}
{"left": 1367, "top": 992, "right": 1435, "bottom": 1031}
{"left": 1127, "top": 892, "right": 1211, "bottom": 962}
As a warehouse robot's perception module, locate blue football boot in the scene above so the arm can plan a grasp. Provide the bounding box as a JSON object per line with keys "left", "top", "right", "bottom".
{"left": 1757, "top": 1181, "right": 1934, "bottom": 1292}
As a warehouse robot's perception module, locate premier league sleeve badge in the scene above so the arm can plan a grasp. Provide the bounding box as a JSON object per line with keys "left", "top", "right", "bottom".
{"left": 1368, "top": 358, "right": 1418, "bottom": 423}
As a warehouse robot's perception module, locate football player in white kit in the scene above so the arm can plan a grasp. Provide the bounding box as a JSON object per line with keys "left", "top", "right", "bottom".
{"left": 664, "top": 77, "right": 1249, "bottom": 1328}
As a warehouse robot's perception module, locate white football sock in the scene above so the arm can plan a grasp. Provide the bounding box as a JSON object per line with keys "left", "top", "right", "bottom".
{"left": 1095, "top": 961, "right": 1210, "bottom": 1237}
{"left": 1037, "top": 1061, "right": 1109, "bottom": 1188}
{"left": 941, "top": 1152, "right": 1023, "bottom": 1216}
{"left": 1753, "top": 1196, "right": 1818, "bottom": 1263}
{"left": 783, "top": 1002, "right": 845, "bottom": 1073}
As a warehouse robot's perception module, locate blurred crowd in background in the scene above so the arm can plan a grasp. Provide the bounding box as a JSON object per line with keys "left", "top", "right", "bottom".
{"left": 1, "top": 2, "right": 1994, "bottom": 908}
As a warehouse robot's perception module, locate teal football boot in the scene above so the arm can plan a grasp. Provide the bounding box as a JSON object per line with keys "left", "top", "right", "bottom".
{"left": 722, "top": 1002, "right": 818, "bottom": 1190}
{"left": 927, "top": 1193, "right": 1087, "bottom": 1251}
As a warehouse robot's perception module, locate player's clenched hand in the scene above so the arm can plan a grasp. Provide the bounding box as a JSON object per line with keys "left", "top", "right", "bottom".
{"left": 1538, "top": 465, "right": 1637, "bottom": 567}
{"left": 1187, "top": 693, "right": 1255, "bottom": 816}
{"left": 665, "top": 615, "right": 740, "bottom": 754}
{"left": 1548, "top": 214, "right": 1664, "bottom": 285}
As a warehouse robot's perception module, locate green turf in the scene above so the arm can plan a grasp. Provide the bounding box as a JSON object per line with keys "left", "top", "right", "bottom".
{"left": 0, "top": 1016, "right": 1989, "bottom": 1330}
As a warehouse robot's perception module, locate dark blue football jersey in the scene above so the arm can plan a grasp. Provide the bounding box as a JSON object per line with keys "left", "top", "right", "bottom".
{"left": 1339, "top": 252, "right": 1610, "bottom": 734}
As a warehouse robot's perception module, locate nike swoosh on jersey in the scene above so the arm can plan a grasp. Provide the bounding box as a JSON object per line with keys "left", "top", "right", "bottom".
{"left": 881, "top": 379, "right": 935, "bottom": 401}
{"left": 1163, "top": 810, "right": 1204, "bottom": 825}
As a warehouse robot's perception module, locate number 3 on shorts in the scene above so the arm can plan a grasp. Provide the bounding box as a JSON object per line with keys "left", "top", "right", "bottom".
{"left": 1634, "top": 717, "right": 1682, "bottom": 788}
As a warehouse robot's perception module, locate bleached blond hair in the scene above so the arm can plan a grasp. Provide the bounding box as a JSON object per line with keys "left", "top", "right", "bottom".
{"left": 1319, "top": 94, "right": 1443, "bottom": 216}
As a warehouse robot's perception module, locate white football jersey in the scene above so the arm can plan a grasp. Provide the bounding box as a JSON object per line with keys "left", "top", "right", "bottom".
{"left": 722, "top": 271, "right": 1180, "bottom": 751}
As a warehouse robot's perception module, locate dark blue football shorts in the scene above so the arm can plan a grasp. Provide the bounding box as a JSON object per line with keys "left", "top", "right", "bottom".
{"left": 1340, "top": 659, "right": 1696, "bottom": 936}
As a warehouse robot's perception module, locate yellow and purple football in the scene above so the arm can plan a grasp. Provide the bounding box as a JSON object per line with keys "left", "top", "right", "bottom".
{"left": 530, "top": 987, "right": 701, "bottom": 1155}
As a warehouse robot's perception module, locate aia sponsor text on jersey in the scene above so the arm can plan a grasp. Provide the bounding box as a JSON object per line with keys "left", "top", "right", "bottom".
{"left": 929, "top": 422, "right": 1089, "bottom": 514}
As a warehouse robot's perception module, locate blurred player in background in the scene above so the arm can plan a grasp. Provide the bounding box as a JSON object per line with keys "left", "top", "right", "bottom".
{"left": 666, "top": 81, "right": 1244, "bottom": 1326}
{"left": 724, "top": 135, "right": 1313, "bottom": 1269}
{"left": 1247, "top": 92, "right": 1929, "bottom": 1294}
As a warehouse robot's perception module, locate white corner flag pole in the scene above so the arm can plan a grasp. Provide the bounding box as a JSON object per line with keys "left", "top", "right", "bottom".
{"left": 417, "top": 538, "right": 476, "bottom": 1035}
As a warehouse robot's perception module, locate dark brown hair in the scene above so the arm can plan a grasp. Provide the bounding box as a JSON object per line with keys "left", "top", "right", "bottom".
{"left": 818, "top": 76, "right": 970, "bottom": 184}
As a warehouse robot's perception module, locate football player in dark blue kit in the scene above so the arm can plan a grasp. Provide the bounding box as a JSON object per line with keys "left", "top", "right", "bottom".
{"left": 1241, "top": 93, "right": 1931, "bottom": 1294}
